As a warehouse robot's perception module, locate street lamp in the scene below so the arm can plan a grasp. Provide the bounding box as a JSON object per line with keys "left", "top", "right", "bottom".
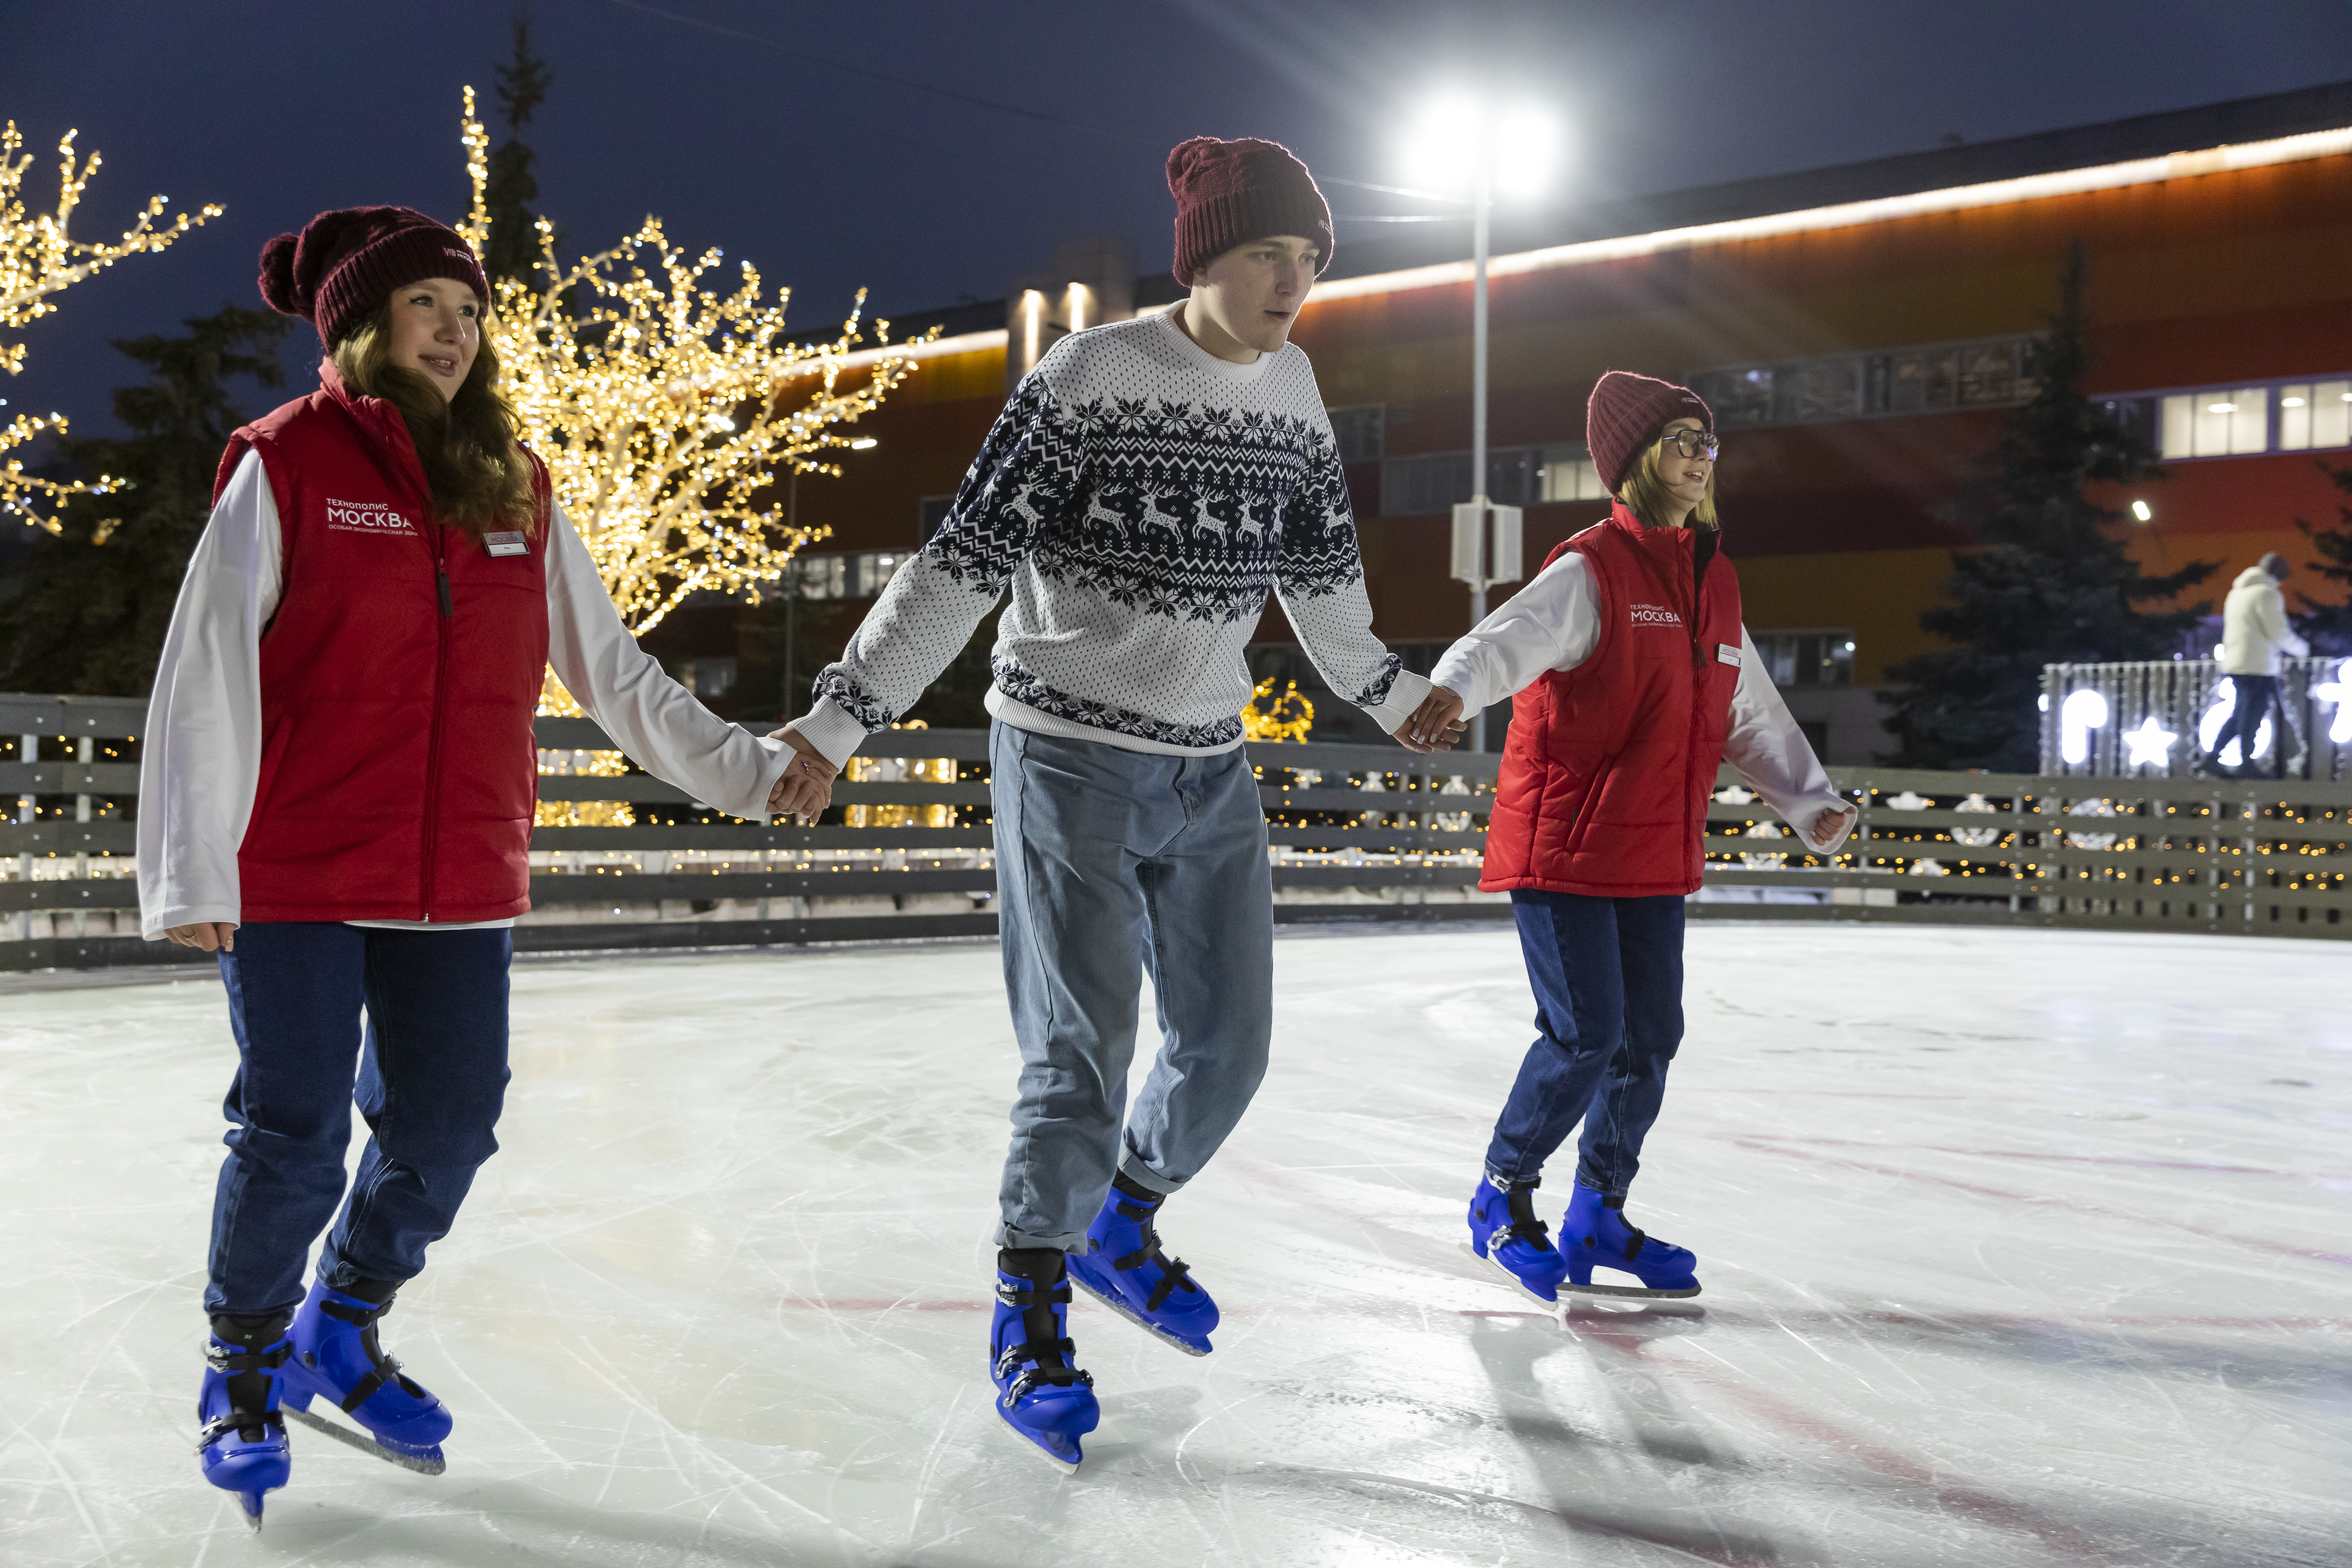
{"left": 1405, "top": 98, "right": 1556, "bottom": 749}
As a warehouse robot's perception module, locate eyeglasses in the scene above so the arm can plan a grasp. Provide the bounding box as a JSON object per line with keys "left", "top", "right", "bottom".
{"left": 1659, "top": 430, "right": 1719, "bottom": 460}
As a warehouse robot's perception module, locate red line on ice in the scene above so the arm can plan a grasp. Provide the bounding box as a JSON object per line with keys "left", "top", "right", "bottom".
{"left": 1727, "top": 1134, "right": 2352, "bottom": 1268}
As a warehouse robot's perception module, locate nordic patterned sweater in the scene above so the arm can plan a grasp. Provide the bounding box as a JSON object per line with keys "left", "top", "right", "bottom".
{"left": 790, "top": 310, "right": 1432, "bottom": 768}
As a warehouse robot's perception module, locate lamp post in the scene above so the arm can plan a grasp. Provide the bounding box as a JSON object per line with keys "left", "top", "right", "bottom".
{"left": 1465, "top": 155, "right": 1504, "bottom": 751}
{"left": 1409, "top": 100, "right": 1552, "bottom": 750}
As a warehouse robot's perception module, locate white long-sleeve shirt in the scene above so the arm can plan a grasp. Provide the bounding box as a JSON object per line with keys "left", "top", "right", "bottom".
{"left": 1429, "top": 549, "right": 1858, "bottom": 853}
{"left": 135, "top": 448, "right": 791, "bottom": 939}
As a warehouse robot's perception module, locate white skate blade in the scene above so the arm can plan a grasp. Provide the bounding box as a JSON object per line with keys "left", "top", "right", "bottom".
{"left": 994, "top": 1407, "right": 1084, "bottom": 1473}
{"left": 1561, "top": 1276, "right": 1702, "bottom": 1301}
{"left": 1068, "top": 1271, "right": 1211, "bottom": 1357}
{"left": 237, "top": 1491, "right": 265, "bottom": 1532}
{"left": 1458, "top": 1240, "right": 1563, "bottom": 1310}
{"left": 283, "top": 1406, "right": 448, "bottom": 1475}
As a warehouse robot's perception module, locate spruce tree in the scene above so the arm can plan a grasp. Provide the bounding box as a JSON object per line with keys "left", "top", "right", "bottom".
{"left": 0, "top": 304, "right": 287, "bottom": 695}
{"left": 480, "top": 9, "right": 553, "bottom": 286}
{"left": 2291, "top": 461, "right": 2352, "bottom": 656}
{"left": 1881, "top": 246, "right": 2217, "bottom": 771}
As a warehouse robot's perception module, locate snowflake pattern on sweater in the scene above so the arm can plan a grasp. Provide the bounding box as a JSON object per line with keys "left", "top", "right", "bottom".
{"left": 813, "top": 312, "right": 1406, "bottom": 752}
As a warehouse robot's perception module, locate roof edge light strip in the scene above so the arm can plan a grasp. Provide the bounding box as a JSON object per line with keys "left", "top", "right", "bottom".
{"left": 1307, "top": 125, "right": 2352, "bottom": 305}
{"left": 789, "top": 327, "right": 1009, "bottom": 377}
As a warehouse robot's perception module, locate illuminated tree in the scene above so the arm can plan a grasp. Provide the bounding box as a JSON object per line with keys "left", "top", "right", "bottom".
{"left": 453, "top": 88, "right": 929, "bottom": 821}
{"left": 2, "top": 120, "right": 218, "bottom": 533}
{"left": 457, "top": 87, "right": 929, "bottom": 647}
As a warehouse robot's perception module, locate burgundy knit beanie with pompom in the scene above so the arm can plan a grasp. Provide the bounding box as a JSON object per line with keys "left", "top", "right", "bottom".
{"left": 1166, "top": 136, "right": 1334, "bottom": 286}
{"left": 257, "top": 206, "right": 488, "bottom": 349}
{"left": 1586, "top": 370, "right": 1714, "bottom": 495}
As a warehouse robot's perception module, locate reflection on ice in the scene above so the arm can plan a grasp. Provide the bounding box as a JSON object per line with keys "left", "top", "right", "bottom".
{"left": 1, "top": 925, "right": 2346, "bottom": 1566}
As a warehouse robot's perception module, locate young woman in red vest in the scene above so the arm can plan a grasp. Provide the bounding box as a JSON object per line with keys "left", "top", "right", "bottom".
{"left": 136, "top": 207, "right": 830, "bottom": 1526}
{"left": 1404, "top": 371, "right": 1856, "bottom": 1305}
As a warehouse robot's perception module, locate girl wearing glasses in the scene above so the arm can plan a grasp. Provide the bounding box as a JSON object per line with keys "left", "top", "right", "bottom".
{"left": 1401, "top": 370, "right": 1855, "bottom": 1304}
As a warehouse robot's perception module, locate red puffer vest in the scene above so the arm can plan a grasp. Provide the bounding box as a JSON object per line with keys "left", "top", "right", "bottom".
{"left": 1480, "top": 503, "right": 1743, "bottom": 898}
{"left": 215, "top": 364, "right": 550, "bottom": 923}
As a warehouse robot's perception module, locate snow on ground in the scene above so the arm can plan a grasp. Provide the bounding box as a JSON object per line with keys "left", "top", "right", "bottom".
{"left": 0, "top": 924, "right": 2346, "bottom": 1568}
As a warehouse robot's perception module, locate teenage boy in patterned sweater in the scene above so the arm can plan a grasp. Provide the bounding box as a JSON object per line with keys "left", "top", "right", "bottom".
{"left": 777, "top": 135, "right": 1461, "bottom": 1468}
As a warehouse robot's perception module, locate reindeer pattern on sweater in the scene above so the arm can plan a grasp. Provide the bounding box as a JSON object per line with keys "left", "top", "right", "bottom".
{"left": 813, "top": 311, "right": 1404, "bottom": 751}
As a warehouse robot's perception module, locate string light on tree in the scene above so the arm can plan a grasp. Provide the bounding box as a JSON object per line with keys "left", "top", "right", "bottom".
{"left": 452, "top": 86, "right": 932, "bottom": 687}
{"left": 1, "top": 119, "right": 218, "bottom": 533}
{"left": 1240, "top": 678, "right": 1315, "bottom": 743}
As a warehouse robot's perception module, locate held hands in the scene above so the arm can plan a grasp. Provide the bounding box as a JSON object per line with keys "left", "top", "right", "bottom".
{"left": 163, "top": 922, "right": 237, "bottom": 952}
{"left": 1398, "top": 685, "right": 1469, "bottom": 754}
{"left": 765, "top": 725, "right": 838, "bottom": 823}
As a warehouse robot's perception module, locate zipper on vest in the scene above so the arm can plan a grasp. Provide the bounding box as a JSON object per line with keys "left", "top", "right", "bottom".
{"left": 419, "top": 528, "right": 453, "bottom": 920}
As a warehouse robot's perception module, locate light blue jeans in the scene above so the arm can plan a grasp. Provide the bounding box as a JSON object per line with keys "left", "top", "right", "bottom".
{"left": 990, "top": 721, "right": 1274, "bottom": 1252}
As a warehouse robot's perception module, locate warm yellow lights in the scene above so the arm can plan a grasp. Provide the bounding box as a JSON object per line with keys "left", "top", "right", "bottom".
{"left": 1308, "top": 122, "right": 2352, "bottom": 306}
{"left": 1240, "top": 678, "right": 1315, "bottom": 744}
{"left": 455, "top": 86, "right": 931, "bottom": 664}
{"left": 1066, "top": 281, "right": 1089, "bottom": 334}
{"left": 1, "top": 120, "right": 218, "bottom": 533}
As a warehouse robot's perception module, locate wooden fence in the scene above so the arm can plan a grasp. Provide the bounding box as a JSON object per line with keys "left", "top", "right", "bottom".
{"left": 6, "top": 691, "right": 2347, "bottom": 970}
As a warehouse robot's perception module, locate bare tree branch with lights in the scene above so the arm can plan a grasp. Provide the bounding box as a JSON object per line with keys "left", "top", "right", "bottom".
{"left": 452, "top": 88, "right": 931, "bottom": 821}
{"left": 1, "top": 119, "right": 219, "bottom": 533}
{"left": 456, "top": 87, "right": 929, "bottom": 647}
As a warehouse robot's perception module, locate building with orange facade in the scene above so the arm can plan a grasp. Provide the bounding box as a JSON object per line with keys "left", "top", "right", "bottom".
{"left": 652, "top": 81, "right": 2352, "bottom": 761}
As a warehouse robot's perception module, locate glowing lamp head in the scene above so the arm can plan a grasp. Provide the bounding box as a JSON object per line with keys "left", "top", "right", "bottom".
{"left": 848, "top": 437, "right": 878, "bottom": 450}
{"left": 2130, "top": 499, "right": 2152, "bottom": 522}
{"left": 1404, "top": 97, "right": 1560, "bottom": 198}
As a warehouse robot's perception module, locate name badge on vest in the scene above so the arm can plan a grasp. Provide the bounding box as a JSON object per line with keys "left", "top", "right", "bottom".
{"left": 1716, "top": 643, "right": 1741, "bottom": 666}
{"left": 483, "top": 530, "right": 530, "bottom": 558}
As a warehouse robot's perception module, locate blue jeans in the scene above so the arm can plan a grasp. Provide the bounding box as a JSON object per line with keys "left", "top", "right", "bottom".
{"left": 989, "top": 722, "right": 1274, "bottom": 1251}
{"left": 207, "top": 923, "right": 513, "bottom": 1316}
{"left": 1483, "top": 891, "right": 1685, "bottom": 1197}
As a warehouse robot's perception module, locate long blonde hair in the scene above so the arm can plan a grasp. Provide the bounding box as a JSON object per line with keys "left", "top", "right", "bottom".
{"left": 330, "top": 305, "right": 538, "bottom": 535}
{"left": 1615, "top": 433, "right": 1720, "bottom": 532}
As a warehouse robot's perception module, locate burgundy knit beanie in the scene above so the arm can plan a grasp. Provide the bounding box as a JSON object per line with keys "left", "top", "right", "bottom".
{"left": 257, "top": 206, "right": 488, "bottom": 349}
{"left": 1587, "top": 370, "right": 1714, "bottom": 494}
{"left": 1167, "top": 136, "right": 1334, "bottom": 286}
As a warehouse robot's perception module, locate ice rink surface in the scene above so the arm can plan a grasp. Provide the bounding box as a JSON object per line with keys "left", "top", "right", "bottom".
{"left": 2, "top": 923, "right": 2347, "bottom": 1568}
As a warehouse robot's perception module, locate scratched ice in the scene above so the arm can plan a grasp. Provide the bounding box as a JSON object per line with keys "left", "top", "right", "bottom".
{"left": 2, "top": 925, "right": 2346, "bottom": 1567}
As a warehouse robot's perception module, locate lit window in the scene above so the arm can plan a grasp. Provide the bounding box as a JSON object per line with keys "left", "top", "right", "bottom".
{"left": 1753, "top": 630, "right": 1854, "bottom": 688}
{"left": 2281, "top": 380, "right": 2352, "bottom": 450}
{"left": 1688, "top": 332, "right": 2038, "bottom": 429}
{"left": 2165, "top": 386, "right": 2270, "bottom": 458}
{"left": 1539, "top": 444, "right": 1605, "bottom": 502}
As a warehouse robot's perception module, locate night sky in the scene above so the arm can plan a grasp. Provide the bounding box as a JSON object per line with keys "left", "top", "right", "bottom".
{"left": 6, "top": 0, "right": 2352, "bottom": 440}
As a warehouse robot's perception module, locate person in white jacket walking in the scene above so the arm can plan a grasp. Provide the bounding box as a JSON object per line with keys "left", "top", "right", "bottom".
{"left": 2205, "top": 551, "right": 2308, "bottom": 778}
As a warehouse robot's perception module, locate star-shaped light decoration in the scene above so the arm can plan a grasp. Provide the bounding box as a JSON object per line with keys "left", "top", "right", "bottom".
{"left": 2120, "top": 715, "right": 2178, "bottom": 769}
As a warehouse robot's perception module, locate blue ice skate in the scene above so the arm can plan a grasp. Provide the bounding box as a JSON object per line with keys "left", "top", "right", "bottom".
{"left": 990, "top": 1253, "right": 1100, "bottom": 1472}
{"left": 1462, "top": 1174, "right": 1570, "bottom": 1306}
{"left": 1066, "top": 1175, "right": 1217, "bottom": 1356}
{"left": 279, "top": 1280, "right": 450, "bottom": 1475}
{"left": 196, "top": 1317, "right": 293, "bottom": 1530}
{"left": 1560, "top": 1185, "right": 1701, "bottom": 1299}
